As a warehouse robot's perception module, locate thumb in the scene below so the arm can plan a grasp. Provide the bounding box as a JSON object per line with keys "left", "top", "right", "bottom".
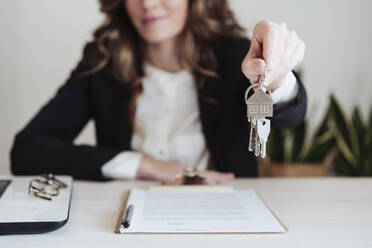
{"left": 241, "top": 57, "right": 265, "bottom": 83}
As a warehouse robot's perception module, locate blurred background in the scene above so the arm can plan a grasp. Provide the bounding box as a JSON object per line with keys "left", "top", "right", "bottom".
{"left": 1, "top": 0, "right": 371, "bottom": 176}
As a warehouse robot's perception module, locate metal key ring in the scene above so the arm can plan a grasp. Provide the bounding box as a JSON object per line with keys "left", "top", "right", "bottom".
{"left": 244, "top": 83, "right": 272, "bottom": 105}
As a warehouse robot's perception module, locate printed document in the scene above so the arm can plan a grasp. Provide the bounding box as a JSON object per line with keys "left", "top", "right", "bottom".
{"left": 119, "top": 187, "right": 285, "bottom": 233}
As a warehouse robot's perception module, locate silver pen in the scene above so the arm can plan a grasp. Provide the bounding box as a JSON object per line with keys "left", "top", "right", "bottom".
{"left": 122, "top": 204, "right": 134, "bottom": 228}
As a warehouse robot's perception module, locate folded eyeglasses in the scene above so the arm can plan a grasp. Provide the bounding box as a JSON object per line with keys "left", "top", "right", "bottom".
{"left": 28, "top": 174, "right": 67, "bottom": 201}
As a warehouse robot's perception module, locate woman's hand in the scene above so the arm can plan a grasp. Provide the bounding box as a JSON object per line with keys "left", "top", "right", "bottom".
{"left": 198, "top": 170, "right": 235, "bottom": 184}
{"left": 241, "top": 20, "right": 305, "bottom": 91}
{"left": 136, "top": 155, "right": 235, "bottom": 185}
{"left": 136, "top": 155, "right": 187, "bottom": 185}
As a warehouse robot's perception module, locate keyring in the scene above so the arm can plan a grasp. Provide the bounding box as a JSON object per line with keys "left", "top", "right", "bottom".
{"left": 245, "top": 68, "right": 272, "bottom": 104}
{"left": 245, "top": 83, "right": 272, "bottom": 105}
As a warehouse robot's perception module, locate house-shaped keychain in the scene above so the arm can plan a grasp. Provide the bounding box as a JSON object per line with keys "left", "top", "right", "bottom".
{"left": 246, "top": 90, "right": 273, "bottom": 118}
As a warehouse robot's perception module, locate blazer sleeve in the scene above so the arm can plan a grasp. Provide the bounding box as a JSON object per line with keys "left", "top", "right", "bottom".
{"left": 10, "top": 55, "right": 122, "bottom": 181}
{"left": 271, "top": 70, "right": 307, "bottom": 129}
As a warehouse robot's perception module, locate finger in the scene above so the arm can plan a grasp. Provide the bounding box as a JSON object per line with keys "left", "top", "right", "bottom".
{"left": 241, "top": 58, "right": 266, "bottom": 83}
{"left": 162, "top": 177, "right": 176, "bottom": 185}
{"left": 263, "top": 24, "right": 289, "bottom": 86}
{"left": 254, "top": 21, "right": 279, "bottom": 70}
{"left": 202, "top": 172, "right": 218, "bottom": 185}
{"left": 204, "top": 172, "right": 234, "bottom": 185}
{"left": 214, "top": 173, "right": 234, "bottom": 184}
{"left": 246, "top": 36, "right": 262, "bottom": 60}
{"left": 263, "top": 39, "right": 293, "bottom": 88}
{"left": 288, "top": 40, "right": 306, "bottom": 69}
{"left": 267, "top": 34, "right": 297, "bottom": 86}
{"left": 203, "top": 174, "right": 216, "bottom": 185}
{"left": 165, "top": 176, "right": 184, "bottom": 185}
{"left": 280, "top": 30, "right": 298, "bottom": 70}
{"left": 216, "top": 173, "right": 234, "bottom": 183}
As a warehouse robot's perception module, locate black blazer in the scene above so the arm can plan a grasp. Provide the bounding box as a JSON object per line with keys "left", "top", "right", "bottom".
{"left": 10, "top": 37, "right": 307, "bottom": 181}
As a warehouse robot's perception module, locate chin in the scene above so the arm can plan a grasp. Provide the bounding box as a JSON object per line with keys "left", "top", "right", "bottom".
{"left": 140, "top": 30, "right": 180, "bottom": 45}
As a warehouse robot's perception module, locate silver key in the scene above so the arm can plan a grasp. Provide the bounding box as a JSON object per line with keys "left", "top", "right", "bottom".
{"left": 245, "top": 70, "right": 273, "bottom": 158}
{"left": 257, "top": 119, "right": 271, "bottom": 158}
{"left": 248, "top": 117, "right": 257, "bottom": 151}
{"left": 254, "top": 119, "right": 261, "bottom": 156}
{"left": 246, "top": 89, "right": 273, "bottom": 157}
{"left": 246, "top": 90, "right": 273, "bottom": 157}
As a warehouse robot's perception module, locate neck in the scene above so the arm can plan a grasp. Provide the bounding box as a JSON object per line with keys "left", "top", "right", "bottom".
{"left": 146, "top": 38, "right": 183, "bottom": 73}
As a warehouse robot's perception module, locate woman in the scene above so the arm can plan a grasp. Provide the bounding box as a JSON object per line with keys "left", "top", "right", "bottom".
{"left": 10, "top": 0, "right": 306, "bottom": 184}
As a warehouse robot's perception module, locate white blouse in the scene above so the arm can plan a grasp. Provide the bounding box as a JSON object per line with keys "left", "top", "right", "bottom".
{"left": 101, "top": 63, "right": 299, "bottom": 179}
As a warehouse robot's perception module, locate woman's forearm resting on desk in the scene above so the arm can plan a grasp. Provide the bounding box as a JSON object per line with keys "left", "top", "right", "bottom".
{"left": 102, "top": 152, "right": 235, "bottom": 185}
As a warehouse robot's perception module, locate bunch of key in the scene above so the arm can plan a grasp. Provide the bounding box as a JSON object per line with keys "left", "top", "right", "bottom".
{"left": 245, "top": 69, "right": 273, "bottom": 158}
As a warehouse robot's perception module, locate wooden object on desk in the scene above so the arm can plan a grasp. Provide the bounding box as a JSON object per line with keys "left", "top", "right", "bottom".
{"left": 258, "top": 148, "right": 336, "bottom": 177}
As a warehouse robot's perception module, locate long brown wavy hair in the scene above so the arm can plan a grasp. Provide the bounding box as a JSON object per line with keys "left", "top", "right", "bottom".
{"left": 80, "top": 0, "right": 245, "bottom": 126}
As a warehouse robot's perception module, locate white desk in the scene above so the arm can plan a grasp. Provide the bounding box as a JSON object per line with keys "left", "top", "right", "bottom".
{"left": 1, "top": 178, "right": 372, "bottom": 247}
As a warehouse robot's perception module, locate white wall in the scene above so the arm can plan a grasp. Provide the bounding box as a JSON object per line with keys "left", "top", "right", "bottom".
{"left": 0, "top": 0, "right": 371, "bottom": 175}
{"left": 0, "top": 0, "right": 102, "bottom": 175}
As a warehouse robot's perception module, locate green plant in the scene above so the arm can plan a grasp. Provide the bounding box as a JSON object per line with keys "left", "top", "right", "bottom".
{"left": 328, "top": 95, "right": 372, "bottom": 176}
{"left": 267, "top": 105, "right": 335, "bottom": 163}
{"left": 267, "top": 66, "right": 334, "bottom": 164}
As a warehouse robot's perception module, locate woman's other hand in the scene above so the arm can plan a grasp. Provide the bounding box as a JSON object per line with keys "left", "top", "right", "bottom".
{"left": 241, "top": 20, "right": 305, "bottom": 92}
{"left": 198, "top": 170, "right": 235, "bottom": 184}
{"left": 136, "top": 155, "right": 186, "bottom": 184}
{"left": 136, "top": 155, "right": 235, "bottom": 185}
